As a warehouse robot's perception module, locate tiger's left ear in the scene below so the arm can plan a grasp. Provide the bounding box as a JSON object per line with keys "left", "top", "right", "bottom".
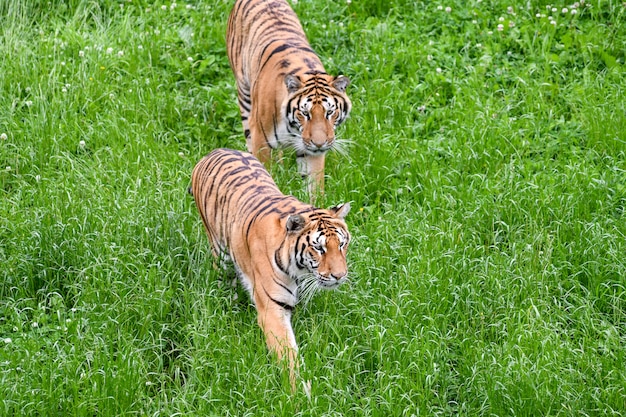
{"left": 329, "top": 202, "right": 351, "bottom": 219}
{"left": 285, "top": 74, "right": 302, "bottom": 93}
{"left": 332, "top": 75, "right": 350, "bottom": 93}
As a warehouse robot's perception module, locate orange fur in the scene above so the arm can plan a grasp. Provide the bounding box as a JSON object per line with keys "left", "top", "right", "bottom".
{"left": 226, "top": 0, "right": 351, "bottom": 200}
{"left": 191, "top": 148, "right": 351, "bottom": 391}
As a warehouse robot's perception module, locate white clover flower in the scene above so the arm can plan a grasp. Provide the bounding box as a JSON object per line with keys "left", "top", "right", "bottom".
{"left": 346, "top": 0, "right": 351, "bottom": 4}
{"left": 5, "top": 166, "right": 10, "bottom": 171}
{"left": 161, "top": 4, "right": 167, "bottom": 10}
{"left": 552, "top": 7, "right": 558, "bottom": 12}
{"left": 571, "top": 8, "right": 577, "bottom": 14}
{"left": 31, "top": 322, "right": 38, "bottom": 328}
{"left": 118, "top": 50, "right": 124, "bottom": 57}
{"left": 498, "top": 16, "right": 505, "bottom": 21}
{"left": 25, "top": 100, "right": 33, "bottom": 107}
{"left": 186, "top": 4, "right": 193, "bottom": 9}
{"left": 60, "top": 61, "right": 66, "bottom": 66}
{"left": 487, "top": 30, "right": 493, "bottom": 35}
{"left": 507, "top": 6, "right": 514, "bottom": 14}
{"left": 472, "top": 19, "right": 478, "bottom": 24}
{"left": 437, "top": 5, "right": 443, "bottom": 10}
{"left": 476, "top": 43, "right": 482, "bottom": 48}
{"left": 562, "top": 7, "right": 568, "bottom": 13}
{"left": 427, "top": 54, "right": 433, "bottom": 61}
{"left": 62, "top": 87, "right": 67, "bottom": 93}
{"left": 550, "top": 20, "right": 557, "bottom": 25}
{"left": 109, "top": 93, "right": 115, "bottom": 100}
{"left": 187, "top": 56, "right": 193, "bottom": 62}
{"left": 170, "top": 3, "right": 177, "bottom": 9}
{"left": 106, "top": 47, "right": 113, "bottom": 54}
{"left": 178, "top": 152, "right": 185, "bottom": 158}
{"left": 79, "top": 140, "right": 86, "bottom": 148}
{"left": 0, "top": 133, "right": 7, "bottom": 140}
{"left": 138, "top": 45, "right": 144, "bottom": 50}
{"left": 3, "top": 338, "right": 11, "bottom": 344}
{"left": 536, "top": 13, "right": 542, "bottom": 17}
{"left": 509, "top": 21, "right": 515, "bottom": 27}
{"left": 497, "top": 23, "right": 504, "bottom": 31}
{"left": 445, "top": 6, "right": 451, "bottom": 13}
{"left": 436, "top": 67, "right": 442, "bottom": 73}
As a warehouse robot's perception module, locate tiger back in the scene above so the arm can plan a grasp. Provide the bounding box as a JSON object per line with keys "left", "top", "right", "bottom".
{"left": 191, "top": 148, "right": 351, "bottom": 390}
{"left": 226, "top": 0, "right": 352, "bottom": 199}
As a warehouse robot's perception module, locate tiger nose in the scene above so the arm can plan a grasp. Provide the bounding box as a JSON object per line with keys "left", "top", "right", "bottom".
{"left": 331, "top": 270, "right": 347, "bottom": 280}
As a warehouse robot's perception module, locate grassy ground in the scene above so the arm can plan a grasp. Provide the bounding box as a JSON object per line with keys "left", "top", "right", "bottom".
{"left": 1, "top": 0, "right": 625, "bottom": 415}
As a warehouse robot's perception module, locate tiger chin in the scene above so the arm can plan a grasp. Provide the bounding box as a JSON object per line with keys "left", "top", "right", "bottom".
{"left": 227, "top": 0, "right": 352, "bottom": 201}
{"left": 191, "top": 148, "right": 351, "bottom": 393}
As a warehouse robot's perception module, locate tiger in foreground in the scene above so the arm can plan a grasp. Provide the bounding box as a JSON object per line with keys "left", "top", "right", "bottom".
{"left": 190, "top": 148, "right": 351, "bottom": 392}
{"left": 226, "top": 0, "right": 352, "bottom": 200}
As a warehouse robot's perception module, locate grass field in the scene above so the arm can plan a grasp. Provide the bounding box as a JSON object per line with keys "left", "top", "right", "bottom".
{"left": 1, "top": 0, "right": 625, "bottom": 415}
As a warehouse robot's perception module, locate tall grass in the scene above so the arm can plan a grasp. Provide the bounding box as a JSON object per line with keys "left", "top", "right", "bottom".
{"left": 1, "top": 0, "right": 625, "bottom": 415}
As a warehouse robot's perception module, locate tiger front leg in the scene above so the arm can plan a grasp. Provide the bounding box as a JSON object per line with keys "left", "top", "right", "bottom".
{"left": 297, "top": 153, "right": 325, "bottom": 203}
{"left": 254, "top": 293, "right": 301, "bottom": 392}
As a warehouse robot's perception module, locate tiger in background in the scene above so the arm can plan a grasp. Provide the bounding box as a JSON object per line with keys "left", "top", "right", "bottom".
{"left": 190, "top": 148, "right": 351, "bottom": 392}
{"left": 226, "top": 0, "right": 352, "bottom": 200}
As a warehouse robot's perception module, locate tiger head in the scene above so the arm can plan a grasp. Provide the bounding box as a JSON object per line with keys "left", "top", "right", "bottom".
{"left": 284, "top": 73, "right": 351, "bottom": 156}
{"left": 283, "top": 202, "right": 351, "bottom": 291}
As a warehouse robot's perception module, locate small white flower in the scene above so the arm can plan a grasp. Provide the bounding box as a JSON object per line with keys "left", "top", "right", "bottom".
{"left": 292, "top": 0, "right": 298, "bottom": 4}
{"left": 154, "top": 29, "right": 161, "bottom": 35}
{"left": 25, "top": 100, "right": 33, "bottom": 107}
{"left": 170, "top": 3, "right": 177, "bottom": 10}
{"left": 138, "top": 45, "right": 144, "bottom": 50}
{"left": 476, "top": 43, "right": 482, "bottom": 48}
{"left": 562, "top": 7, "right": 568, "bottom": 13}
{"left": 550, "top": 20, "right": 557, "bottom": 25}
{"left": 552, "top": 7, "right": 557, "bottom": 12}
{"left": 109, "top": 93, "right": 115, "bottom": 100}
{"left": 79, "top": 140, "right": 86, "bottom": 148}
{"left": 498, "top": 16, "right": 505, "bottom": 21}
{"left": 536, "top": 13, "right": 542, "bottom": 17}
{"left": 186, "top": 4, "right": 193, "bottom": 9}
{"left": 436, "top": 67, "right": 442, "bottom": 73}
{"left": 31, "top": 322, "right": 38, "bottom": 328}
{"left": 3, "top": 338, "right": 11, "bottom": 344}
{"left": 427, "top": 54, "right": 433, "bottom": 61}
{"left": 161, "top": 5, "right": 167, "bottom": 10}
{"left": 472, "top": 19, "right": 478, "bottom": 24}
{"left": 35, "top": 175, "right": 41, "bottom": 182}
{"left": 497, "top": 23, "right": 504, "bottom": 31}
{"left": 507, "top": 6, "right": 514, "bottom": 14}
{"left": 487, "top": 30, "right": 493, "bottom": 35}
{"left": 62, "top": 87, "right": 67, "bottom": 93}
{"left": 437, "top": 5, "right": 443, "bottom": 10}
{"left": 571, "top": 9, "right": 577, "bottom": 14}
{"left": 346, "top": 0, "right": 351, "bottom": 4}
{"left": 509, "top": 21, "right": 515, "bottom": 27}
{"left": 117, "top": 50, "right": 124, "bottom": 57}
{"left": 445, "top": 6, "right": 451, "bottom": 13}
{"left": 60, "top": 61, "right": 66, "bottom": 66}
{"left": 187, "top": 56, "right": 193, "bottom": 62}
{"left": 0, "top": 133, "right": 7, "bottom": 140}
{"left": 178, "top": 152, "right": 185, "bottom": 158}
{"left": 106, "top": 47, "right": 113, "bottom": 54}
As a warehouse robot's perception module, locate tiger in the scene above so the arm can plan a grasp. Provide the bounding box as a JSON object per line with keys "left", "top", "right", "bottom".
{"left": 190, "top": 148, "right": 351, "bottom": 391}
{"left": 226, "top": 0, "right": 352, "bottom": 200}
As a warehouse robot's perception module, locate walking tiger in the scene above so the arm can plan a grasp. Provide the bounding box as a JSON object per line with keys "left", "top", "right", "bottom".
{"left": 226, "top": 0, "right": 352, "bottom": 200}
{"left": 190, "top": 148, "right": 351, "bottom": 391}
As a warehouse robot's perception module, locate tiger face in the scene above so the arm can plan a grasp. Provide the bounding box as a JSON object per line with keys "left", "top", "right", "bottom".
{"left": 285, "top": 73, "right": 351, "bottom": 156}
{"left": 284, "top": 203, "right": 351, "bottom": 290}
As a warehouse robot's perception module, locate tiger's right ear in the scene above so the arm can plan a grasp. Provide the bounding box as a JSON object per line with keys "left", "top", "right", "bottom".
{"left": 285, "top": 74, "right": 302, "bottom": 93}
{"left": 332, "top": 75, "right": 350, "bottom": 93}
{"left": 329, "top": 202, "right": 351, "bottom": 219}
{"left": 286, "top": 214, "right": 306, "bottom": 232}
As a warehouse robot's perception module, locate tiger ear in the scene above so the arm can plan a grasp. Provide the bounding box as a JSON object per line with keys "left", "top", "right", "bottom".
{"left": 285, "top": 74, "right": 302, "bottom": 93}
{"left": 329, "top": 202, "right": 351, "bottom": 219}
{"left": 286, "top": 214, "right": 306, "bottom": 232}
{"left": 332, "top": 75, "right": 350, "bottom": 93}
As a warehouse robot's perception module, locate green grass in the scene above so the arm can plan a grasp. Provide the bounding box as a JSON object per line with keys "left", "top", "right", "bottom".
{"left": 1, "top": 0, "right": 625, "bottom": 415}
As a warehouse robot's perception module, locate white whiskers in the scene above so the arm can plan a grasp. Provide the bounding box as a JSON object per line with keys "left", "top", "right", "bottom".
{"left": 296, "top": 273, "right": 321, "bottom": 307}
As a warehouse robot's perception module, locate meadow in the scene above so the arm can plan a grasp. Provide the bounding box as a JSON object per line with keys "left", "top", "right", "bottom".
{"left": 1, "top": 0, "right": 625, "bottom": 415}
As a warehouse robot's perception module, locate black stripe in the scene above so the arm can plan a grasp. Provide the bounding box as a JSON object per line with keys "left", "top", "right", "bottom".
{"left": 264, "top": 287, "right": 294, "bottom": 311}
